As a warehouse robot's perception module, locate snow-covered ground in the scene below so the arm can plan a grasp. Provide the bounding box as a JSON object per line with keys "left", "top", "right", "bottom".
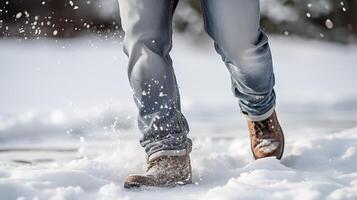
{"left": 1, "top": 34, "right": 357, "bottom": 200}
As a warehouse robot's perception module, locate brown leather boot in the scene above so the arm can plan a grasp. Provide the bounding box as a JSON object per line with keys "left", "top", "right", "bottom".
{"left": 248, "top": 111, "right": 285, "bottom": 160}
{"left": 123, "top": 154, "right": 192, "bottom": 188}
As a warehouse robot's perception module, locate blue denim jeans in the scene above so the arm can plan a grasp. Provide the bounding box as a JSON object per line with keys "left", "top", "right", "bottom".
{"left": 119, "top": 0, "right": 276, "bottom": 161}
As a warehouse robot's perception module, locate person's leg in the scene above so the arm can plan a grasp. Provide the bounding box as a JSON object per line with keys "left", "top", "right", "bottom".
{"left": 119, "top": 0, "right": 192, "bottom": 188}
{"left": 201, "top": 0, "right": 284, "bottom": 159}
{"left": 200, "top": 0, "right": 275, "bottom": 121}
{"left": 119, "top": 0, "right": 191, "bottom": 162}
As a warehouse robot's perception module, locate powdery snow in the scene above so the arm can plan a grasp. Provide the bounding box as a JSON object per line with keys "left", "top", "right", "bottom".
{"left": 0, "top": 34, "right": 357, "bottom": 199}
{"left": 1, "top": 127, "right": 357, "bottom": 200}
{"left": 255, "top": 139, "right": 280, "bottom": 154}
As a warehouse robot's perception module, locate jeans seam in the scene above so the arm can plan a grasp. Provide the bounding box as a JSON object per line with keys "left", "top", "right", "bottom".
{"left": 199, "top": 1, "right": 208, "bottom": 33}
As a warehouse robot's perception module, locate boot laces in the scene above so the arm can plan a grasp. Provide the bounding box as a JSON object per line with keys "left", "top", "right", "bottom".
{"left": 253, "top": 118, "right": 274, "bottom": 137}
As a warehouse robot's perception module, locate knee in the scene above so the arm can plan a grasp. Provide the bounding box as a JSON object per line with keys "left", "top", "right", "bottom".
{"left": 229, "top": 61, "right": 274, "bottom": 94}
{"left": 221, "top": 30, "right": 274, "bottom": 93}
{"left": 215, "top": 31, "right": 270, "bottom": 65}
{"left": 123, "top": 29, "right": 171, "bottom": 58}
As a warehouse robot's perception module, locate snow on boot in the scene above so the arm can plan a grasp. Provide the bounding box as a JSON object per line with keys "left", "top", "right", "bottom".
{"left": 248, "top": 111, "right": 285, "bottom": 160}
{"left": 123, "top": 154, "right": 192, "bottom": 188}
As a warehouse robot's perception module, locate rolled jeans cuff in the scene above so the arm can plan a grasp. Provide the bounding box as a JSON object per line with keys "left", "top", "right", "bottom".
{"left": 146, "top": 149, "right": 188, "bottom": 162}
{"left": 146, "top": 139, "right": 192, "bottom": 162}
{"left": 243, "top": 104, "right": 276, "bottom": 122}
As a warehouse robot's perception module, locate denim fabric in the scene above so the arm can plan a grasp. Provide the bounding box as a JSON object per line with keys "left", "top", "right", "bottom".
{"left": 118, "top": 0, "right": 276, "bottom": 160}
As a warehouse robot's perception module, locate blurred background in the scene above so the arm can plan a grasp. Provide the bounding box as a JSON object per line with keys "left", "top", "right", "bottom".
{"left": 0, "top": 0, "right": 356, "bottom": 42}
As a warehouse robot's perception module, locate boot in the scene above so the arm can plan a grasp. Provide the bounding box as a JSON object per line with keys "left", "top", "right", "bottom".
{"left": 124, "top": 154, "right": 192, "bottom": 188}
{"left": 248, "top": 111, "right": 285, "bottom": 160}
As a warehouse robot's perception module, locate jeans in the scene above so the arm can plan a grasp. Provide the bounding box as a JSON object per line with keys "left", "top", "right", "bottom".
{"left": 119, "top": 0, "right": 276, "bottom": 161}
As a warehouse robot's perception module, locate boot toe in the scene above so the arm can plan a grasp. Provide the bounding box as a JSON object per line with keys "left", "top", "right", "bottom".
{"left": 123, "top": 174, "right": 156, "bottom": 188}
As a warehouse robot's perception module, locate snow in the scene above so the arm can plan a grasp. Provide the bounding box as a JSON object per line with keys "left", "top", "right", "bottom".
{"left": 0, "top": 34, "right": 357, "bottom": 199}
{"left": 15, "top": 12, "right": 22, "bottom": 19}
{"left": 255, "top": 139, "right": 280, "bottom": 154}
{"left": 325, "top": 19, "right": 334, "bottom": 29}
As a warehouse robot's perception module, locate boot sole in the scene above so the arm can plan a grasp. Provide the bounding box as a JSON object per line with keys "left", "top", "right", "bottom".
{"left": 124, "top": 179, "right": 192, "bottom": 189}
{"left": 124, "top": 181, "right": 141, "bottom": 189}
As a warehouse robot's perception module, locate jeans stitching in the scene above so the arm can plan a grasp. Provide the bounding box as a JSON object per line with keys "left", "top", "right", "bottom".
{"left": 199, "top": 0, "right": 208, "bottom": 33}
